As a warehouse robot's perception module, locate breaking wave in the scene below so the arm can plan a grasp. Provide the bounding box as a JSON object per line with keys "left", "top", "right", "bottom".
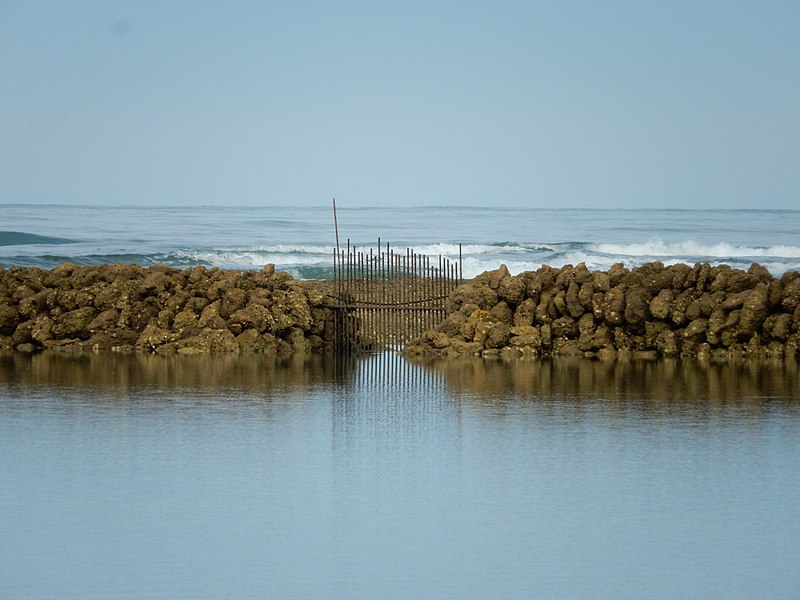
{"left": 591, "top": 240, "right": 800, "bottom": 259}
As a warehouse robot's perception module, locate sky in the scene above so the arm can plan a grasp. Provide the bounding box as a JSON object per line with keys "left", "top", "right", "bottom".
{"left": 0, "top": 0, "right": 798, "bottom": 209}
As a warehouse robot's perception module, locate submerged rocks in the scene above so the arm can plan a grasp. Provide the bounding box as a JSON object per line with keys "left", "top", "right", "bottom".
{"left": 405, "top": 262, "right": 800, "bottom": 360}
{"left": 0, "top": 264, "right": 339, "bottom": 356}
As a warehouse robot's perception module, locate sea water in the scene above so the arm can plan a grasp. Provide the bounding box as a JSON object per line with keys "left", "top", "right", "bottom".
{"left": 2, "top": 204, "right": 799, "bottom": 277}
{"left": 2, "top": 205, "right": 800, "bottom": 598}
{"left": 1, "top": 352, "right": 799, "bottom": 599}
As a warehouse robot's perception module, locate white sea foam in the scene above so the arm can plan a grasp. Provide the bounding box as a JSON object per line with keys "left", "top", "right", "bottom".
{"left": 173, "top": 250, "right": 330, "bottom": 268}
{"left": 591, "top": 239, "right": 800, "bottom": 259}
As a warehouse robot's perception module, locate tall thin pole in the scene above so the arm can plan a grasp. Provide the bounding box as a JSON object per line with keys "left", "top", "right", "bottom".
{"left": 332, "top": 197, "right": 340, "bottom": 253}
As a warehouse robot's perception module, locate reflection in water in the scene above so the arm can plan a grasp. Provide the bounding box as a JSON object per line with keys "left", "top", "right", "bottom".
{"left": 0, "top": 350, "right": 357, "bottom": 392}
{"left": 1, "top": 350, "right": 800, "bottom": 599}
{"left": 330, "top": 352, "right": 462, "bottom": 512}
{"left": 2, "top": 350, "right": 797, "bottom": 407}
{"left": 415, "top": 355, "right": 800, "bottom": 405}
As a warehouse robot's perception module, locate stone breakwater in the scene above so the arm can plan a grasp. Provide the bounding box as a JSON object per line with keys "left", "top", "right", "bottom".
{"left": 0, "top": 263, "right": 338, "bottom": 356}
{"left": 404, "top": 262, "right": 800, "bottom": 360}
{"left": 3, "top": 261, "right": 800, "bottom": 360}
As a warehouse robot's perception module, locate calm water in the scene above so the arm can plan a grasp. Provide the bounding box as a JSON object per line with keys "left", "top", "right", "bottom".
{"left": 1, "top": 351, "right": 799, "bottom": 599}
{"left": 2, "top": 204, "right": 799, "bottom": 277}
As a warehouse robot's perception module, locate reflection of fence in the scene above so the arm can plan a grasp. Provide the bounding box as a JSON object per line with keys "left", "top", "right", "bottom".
{"left": 331, "top": 240, "right": 462, "bottom": 353}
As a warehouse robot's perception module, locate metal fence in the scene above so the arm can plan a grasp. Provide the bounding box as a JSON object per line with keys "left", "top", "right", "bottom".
{"left": 331, "top": 240, "right": 462, "bottom": 353}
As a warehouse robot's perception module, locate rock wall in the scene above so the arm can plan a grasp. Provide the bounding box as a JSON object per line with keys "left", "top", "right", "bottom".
{"left": 0, "top": 263, "right": 338, "bottom": 356}
{"left": 4, "top": 261, "right": 800, "bottom": 360}
{"left": 404, "top": 262, "right": 800, "bottom": 360}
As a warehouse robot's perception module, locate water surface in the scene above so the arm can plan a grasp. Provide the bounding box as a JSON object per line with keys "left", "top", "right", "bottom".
{"left": 1, "top": 352, "right": 799, "bottom": 599}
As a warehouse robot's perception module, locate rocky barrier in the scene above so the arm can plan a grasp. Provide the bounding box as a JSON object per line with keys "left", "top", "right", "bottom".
{"left": 404, "top": 262, "right": 800, "bottom": 360}
{"left": 0, "top": 263, "right": 338, "bottom": 356}
{"left": 3, "top": 261, "right": 800, "bottom": 360}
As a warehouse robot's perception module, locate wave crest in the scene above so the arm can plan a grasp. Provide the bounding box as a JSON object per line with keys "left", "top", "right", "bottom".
{"left": 591, "top": 239, "right": 800, "bottom": 259}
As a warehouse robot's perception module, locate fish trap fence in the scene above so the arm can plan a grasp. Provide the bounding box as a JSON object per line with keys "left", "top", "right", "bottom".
{"left": 331, "top": 241, "right": 463, "bottom": 353}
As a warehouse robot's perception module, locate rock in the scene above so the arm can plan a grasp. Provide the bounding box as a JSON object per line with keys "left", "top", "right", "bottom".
{"left": 221, "top": 288, "right": 248, "bottom": 317}
{"left": 649, "top": 289, "right": 673, "bottom": 320}
{"left": 52, "top": 307, "right": 96, "bottom": 339}
{"left": 764, "top": 312, "right": 792, "bottom": 341}
{"left": 198, "top": 301, "right": 229, "bottom": 330}
{"left": 172, "top": 308, "right": 199, "bottom": 330}
{"left": 229, "top": 303, "right": 275, "bottom": 333}
{"left": 578, "top": 281, "right": 595, "bottom": 312}
{"left": 461, "top": 309, "right": 497, "bottom": 341}
{"left": 421, "top": 330, "right": 451, "bottom": 349}
{"left": 136, "top": 322, "right": 177, "bottom": 351}
{"left": 512, "top": 298, "right": 537, "bottom": 327}
{"left": 4, "top": 261, "right": 800, "bottom": 360}
{"left": 475, "top": 264, "right": 510, "bottom": 290}
{"left": 624, "top": 285, "right": 649, "bottom": 327}
{"left": 490, "top": 301, "right": 514, "bottom": 325}
{"left": 236, "top": 329, "right": 275, "bottom": 353}
{"left": 607, "top": 263, "right": 628, "bottom": 287}
{"left": 445, "top": 282, "right": 498, "bottom": 313}
{"left": 683, "top": 318, "right": 709, "bottom": 340}
{"left": 738, "top": 284, "right": 769, "bottom": 337}
{"left": 655, "top": 330, "right": 678, "bottom": 356}
{"left": 139, "top": 271, "right": 170, "bottom": 296}
{"left": 31, "top": 315, "right": 54, "bottom": 344}
{"left": 603, "top": 287, "right": 625, "bottom": 325}
{"left": 782, "top": 278, "right": 800, "bottom": 312}
{"left": 551, "top": 315, "right": 577, "bottom": 339}
{"left": 484, "top": 322, "right": 511, "bottom": 349}
{"left": 177, "top": 328, "right": 239, "bottom": 353}
{"left": 509, "top": 325, "right": 542, "bottom": 349}
{"left": 436, "top": 312, "right": 467, "bottom": 337}
{"left": 566, "top": 281, "right": 584, "bottom": 318}
{"left": 534, "top": 292, "right": 554, "bottom": 324}
{"left": 497, "top": 275, "right": 526, "bottom": 306}
{"left": 0, "top": 305, "right": 20, "bottom": 334}
{"left": 669, "top": 289, "right": 696, "bottom": 326}
{"left": 88, "top": 308, "right": 120, "bottom": 333}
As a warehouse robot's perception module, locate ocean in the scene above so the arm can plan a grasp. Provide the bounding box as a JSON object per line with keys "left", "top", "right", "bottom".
{"left": 2, "top": 204, "right": 799, "bottom": 278}
{"left": 2, "top": 204, "right": 800, "bottom": 599}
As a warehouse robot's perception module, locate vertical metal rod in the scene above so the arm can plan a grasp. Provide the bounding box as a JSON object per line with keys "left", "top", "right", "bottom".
{"left": 424, "top": 255, "right": 430, "bottom": 334}
{"left": 333, "top": 198, "right": 340, "bottom": 253}
{"left": 364, "top": 248, "right": 375, "bottom": 343}
{"left": 397, "top": 246, "right": 402, "bottom": 346}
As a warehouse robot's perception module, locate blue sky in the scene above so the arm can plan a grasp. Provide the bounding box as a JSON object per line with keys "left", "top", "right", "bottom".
{"left": 1, "top": 1, "right": 798, "bottom": 208}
